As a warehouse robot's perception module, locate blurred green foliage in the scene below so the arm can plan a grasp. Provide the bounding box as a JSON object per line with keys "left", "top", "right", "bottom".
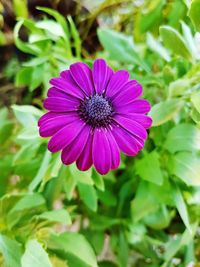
{"left": 1, "top": 1, "right": 200, "bottom": 267}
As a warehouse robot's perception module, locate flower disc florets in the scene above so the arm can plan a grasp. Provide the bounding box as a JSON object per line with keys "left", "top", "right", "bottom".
{"left": 79, "top": 95, "right": 113, "bottom": 128}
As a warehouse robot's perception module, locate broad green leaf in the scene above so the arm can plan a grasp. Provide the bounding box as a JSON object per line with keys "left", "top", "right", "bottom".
{"left": 97, "top": 189, "right": 117, "bottom": 207}
{"left": 160, "top": 25, "right": 192, "bottom": 60}
{"left": 21, "top": 239, "right": 52, "bottom": 267}
{"left": 9, "top": 193, "right": 45, "bottom": 213}
{"left": 146, "top": 32, "right": 170, "bottom": 61}
{"left": 169, "top": 77, "right": 191, "bottom": 97}
{"left": 92, "top": 171, "right": 105, "bottom": 191}
{"left": 181, "top": 21, "right": 197, "bottom": 60}
{"left": 0, "top": 235, "right": 23, "bottom": 267}
{"left": 164, "top": 229, "right": 192, "bottom": 262}
{"left": 170, "top": 152, "right": 200, "bottom": 186}
{"left": 143, "top": 205, "right": 170, "bottom": 230}
{"left": 131, "top": 181, "right": 159, "bottom": 222}
{"left": 62, "top": 167, "right": 76, "bottom": 200}
{"left": 29, "top": 150, "right": 52, "bottom": 191}
{"left": 69, "top": 164, "right": 93, "bottom": 185}
{"left": 37, "top": 209, "right": 71, "bottom": 225}
{"left": 36, "top": 20, "right": 65, "bottom": 38}
{"left": 149, "top": 99, "right": 183, "bottom": 126}
{"left": 12, "top": 104, "right": 43, "bottom": 126}
{"left": 171, "top": 183, "right": 192, "bottom": 233}
{"left": 36, "top": 7, "right": 72, "bottom": 57}
{"left": 190, "top": 107, "right": 200, "bottom": 125}
{"left": 165, "top": 123, "right": 200, "bottom": 153}
{"left": 15, "top": 67, "right": 33, "bottom": 87}
{"left": 97, "top": 28, "right": 150, "bottom": 72}
{"left": 189, "top": 0, "right": 200, "bottom": 32}
{"left": 191, "top": 92, "right": 200, "bottom": 113}
{"left": 139, "top": 0, "right": 164, "bottom": 33}
{"left": 78, "top": 183, "right": 98, "bottom": 212}
{"left": 135, "top": 150, "right": 163, "bottom": 185}
{"left": 48, "top": 233, "right": 98, "bottom": 267}
{"left": 29, "top": 64, "right": 44, "bottom": 91}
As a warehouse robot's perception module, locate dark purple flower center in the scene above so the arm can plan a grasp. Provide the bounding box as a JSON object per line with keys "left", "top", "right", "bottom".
{"left": 78, "top": 95, "right": 113, "bottom": 128}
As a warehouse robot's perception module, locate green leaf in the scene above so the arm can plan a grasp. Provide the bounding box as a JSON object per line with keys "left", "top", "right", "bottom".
{"left": 135, "top": 150, "right": 163, "bottom": 185}
{"left": 92, "top": 171, "right": 105, "bottom": 191}
{"left": 117, "top": 231, "right": 129, "bottom": 267}
{"left": 164, "top": 228, "right": 194, "bottom": 263}
{"left": 15, "top": 67, "right": 32, "bottom": 87}
{"left": 67, "top": 16, "right": 81, "bottom": 58}
{"left": 191, "top": 92, "right": 200, "bottom": 113}
{"left": 149, "top": 99, "right": 183, "bottom": 126}
{"left": 36, "top": 20, "right": 65, "bottom": 38}
{"left": 48, "top": 232, "right": 98, "bottom": 267}
{"left": 9, "top": 193, "right": 45, "bottom": 213}
{"left": 181, "top": 21, "right": 197, "bottom": 60}
{"left": 0, "top": 235, "right": 23, "bottom": 267}
{"left": 14, "top": 20, "right": 42, "bottom": 55}
{"left": 69, "top": 164, "right": 94, "bottom": 185}
{"left": 78, "top": 183, "right": 98, "bottom": 212}
{"left": 13, "top": 0, "right": 28, "bottom": 18}
{"left": 146, "top": 32, "right": 170, "bottom": 61}
{"left": 144, "top": 205, "right": 170, "bottom": 230}
{"left": 12, "top": 104, "right": 43, "bottom": 126}
{"left": 37, "top": 7, "right": 72, "bottom": 57}
{"left": 37, "top": 209, "right": 71, "bottom": 225}
{"left": 131, "top": 181, "right": 159, "bottom": 222}
{"left": 29, "top": 150, "right": 52, "bottom": 191}
{"left": 6, "top": 193, "right": 45, "bottom": 228}
{"left": 97, "top": 28, "right": 150, "bottom": 72}
{"left": 160, "top": 25, "right": 192, "bottom": 60}
{"left": 189, "top": 0, "right": 200, "bottom": 32}
{"left": 165, "top": 123, "right": 200, "bottom": 153}
{"left": 170, "top": 152, "right": 200, "bottom": 186}
{"left": 29, "top": 64, "right": 44, "bottom": 91}
{"left": 21, "top": 239, "right": 52, "bottom": 267}
{"left": 171, "top": 182, "right": 192, "bottom": 233}
{"left": 62, "top": 167, "right": 76, "bottom": 200}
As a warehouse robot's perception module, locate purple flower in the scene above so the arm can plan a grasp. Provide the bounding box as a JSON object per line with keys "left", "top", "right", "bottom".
{"left": 38, "top": 59, "right": 152, "bottom": 175}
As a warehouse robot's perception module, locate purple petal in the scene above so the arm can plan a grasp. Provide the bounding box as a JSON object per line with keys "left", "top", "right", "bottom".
{"left": 106, "top": 130, "right": 120, "bottom": 170}
{"left": 92, "top": 59, "right": 113, "bottom": 94}
{"left": 106, "top": 70, "right": 130, "bottom": 98}
{"left": 39, "top": 114, "right": 78, "bottom": 137}
{"left": 61, "top": 125, "right": 90, "bottom": 165}
{"left": 43, "top": 97, "right": 79, "bottom": 112}
{"left": 112, "top": 80, "right": 142, "bottom": 105}
{"left": 47, "top": 87, "right": 78, "bottom": 102}
{"left": 116, "top": 99, "right": 151, "bottom": 114}
{"left": 92, "top": 128, "right": 111, "bottom": 175}
{"left": 76, "top": 132, "right": 93, "bottom": 171}
{"left": 38, "top": 112, "right": 56, "bottom": 126}
{"left": 118, "top": 114, "right": 152, "bottom": 129}
{"left": 50, "top": 74, "right": 84, "bottom": 100}
{"left": 112, "top": 124, "right": 143, "bottom": 156}
{"left": 70, "top": 62, "right": 94, "bottom": 96}
{"left": 114, "top": 115, "right": 147, "bottom": 140}
{"left": 48, "top": 119, "right": 85, "bottom": 153}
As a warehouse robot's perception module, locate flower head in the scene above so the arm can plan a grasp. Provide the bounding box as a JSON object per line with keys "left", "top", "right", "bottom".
{"left": 38, "top": 59, "right": 152, "bottom": 175}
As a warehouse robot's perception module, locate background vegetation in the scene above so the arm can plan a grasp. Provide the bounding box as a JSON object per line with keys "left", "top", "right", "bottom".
{"left": 1, "top": 0, "right": 200, "bottom": 266}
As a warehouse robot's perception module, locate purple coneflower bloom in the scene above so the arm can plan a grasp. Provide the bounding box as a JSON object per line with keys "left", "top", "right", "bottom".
{"left": 38, "top": 59, "right": 152, "bottom": 175}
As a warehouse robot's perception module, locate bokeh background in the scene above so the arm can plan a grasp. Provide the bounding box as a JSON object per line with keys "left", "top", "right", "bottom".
{"left": 1, "top": 0, "right": 200, "bottom": 266}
